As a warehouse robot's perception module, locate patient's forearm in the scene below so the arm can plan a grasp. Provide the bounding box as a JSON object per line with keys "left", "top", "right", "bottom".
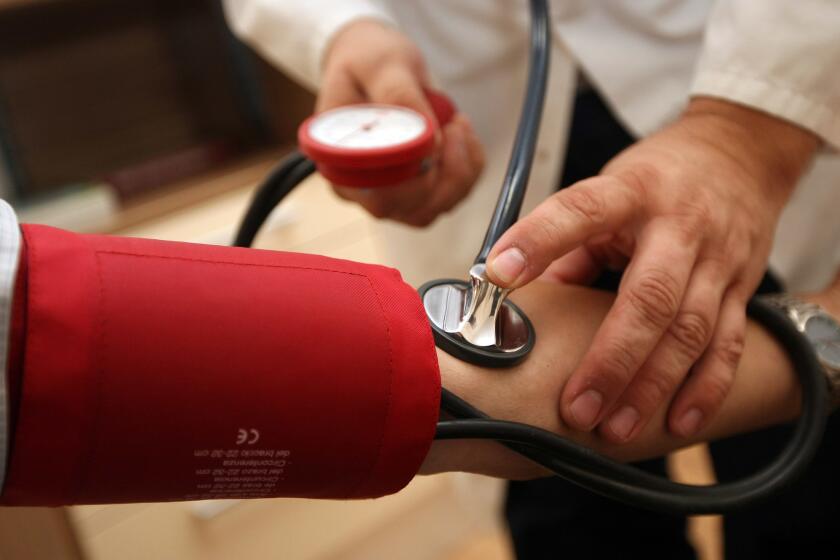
{"left": 423, "top": 281, "right": 822, "bottom": 478}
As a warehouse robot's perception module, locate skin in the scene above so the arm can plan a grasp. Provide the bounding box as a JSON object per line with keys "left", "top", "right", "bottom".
{"left": 420, "top": 270, "right": 840, "bottom": 479}
{"left": 321, "top": 19, "right": 822, "bottom": 445}
{"left": 319, "top": 19, "right": 484, "bottom": 227}
{"left": 485, "top": 99, "right": 820, "bottom": 443}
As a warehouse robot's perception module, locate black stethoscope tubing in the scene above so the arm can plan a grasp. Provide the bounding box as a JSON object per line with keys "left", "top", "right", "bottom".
{"left": 474, "top": 0, "right": 550, "bottom": 264}
{"left": 436, "top": 299, "right": 827, "bottom": 514}
{"left": 233, "top": 0, "right": 828, "bottom": 514}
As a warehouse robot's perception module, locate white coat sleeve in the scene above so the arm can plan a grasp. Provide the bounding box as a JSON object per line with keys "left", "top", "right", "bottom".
{"left": 690, "top": 0, "right": 840, "bottom": 149}
{"left": 222, "top": 0, "right": 395, "bottom": 91}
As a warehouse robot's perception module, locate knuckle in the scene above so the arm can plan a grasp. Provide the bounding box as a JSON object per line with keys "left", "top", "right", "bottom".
{"left": 625, "top": 269, "right": 681, "bottom": 329}
{"left": 633, "top": 371, "right": 676, "bottom": 411}
{"left": 700, "top": 253, "right": 730, "bottom": 279}
{"left": 530, "top": 212, "right": 564, "bottom": 247}
{"left": 713, "top": 334, "right": 745, "bottom": 371}
{"left": 675, "top": 188, "right": 715, "bottom": 225}
{"left": 614, "top": 162, "right": 662, "bottom": 196}
{"left": 696, "top": 365, "right": 736, "bottom": 406}
{"left": 598, "top": 339, "right": 640, "bottom": 385}
{"left": 554, "top": 188, "right": 609, "bottom": 228}
{"left": 515, "top": 208, "right": 564, "bottom": 254}
{"left": 727, "top": 231, "right": 752, "bottom": 265}
{"left": 674, "top": 210, "right": 708, "bottom": 242}
{"left": 742, "top": 215, "right": 765, "bottom": 242}
{"left": 669, "top": 310, "right": 713, "bottom": 357}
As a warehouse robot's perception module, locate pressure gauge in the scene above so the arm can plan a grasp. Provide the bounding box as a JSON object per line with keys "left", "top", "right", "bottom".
{"left": 298, "top": 90, "right": 455, "bottom": 187}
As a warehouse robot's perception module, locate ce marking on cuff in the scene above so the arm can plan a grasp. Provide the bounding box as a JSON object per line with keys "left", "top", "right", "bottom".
{"left": 236, "top": 428, "right": 261, "bottom": 445}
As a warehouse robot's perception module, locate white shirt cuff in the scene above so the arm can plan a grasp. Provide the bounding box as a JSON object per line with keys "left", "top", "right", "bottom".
{"left": 0, "top": 199, "right": 20, "bottom": 493}
{"left": 691, "top": 70, "right": 840, "bottom": 150}
{"left": 223, "top": 0, "right": 396, "bottom": 90}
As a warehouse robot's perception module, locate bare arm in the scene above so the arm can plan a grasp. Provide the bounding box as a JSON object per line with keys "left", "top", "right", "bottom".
{"left": 421, "top": 275, "right": 840, "bottom": 478}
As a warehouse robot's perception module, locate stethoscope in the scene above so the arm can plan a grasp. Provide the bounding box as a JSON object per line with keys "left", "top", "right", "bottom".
{"left": 234, "top": 0, "right": 827, "bottom": 514}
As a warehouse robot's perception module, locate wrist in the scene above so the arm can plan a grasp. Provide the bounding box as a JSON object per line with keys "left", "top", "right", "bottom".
{"left": 681, "top": 97, "right": 819, "bottom": 200}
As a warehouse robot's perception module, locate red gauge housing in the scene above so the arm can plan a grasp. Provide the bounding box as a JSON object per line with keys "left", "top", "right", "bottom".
{"left": 298, "top": 89, "right": 455, "bottom": 188}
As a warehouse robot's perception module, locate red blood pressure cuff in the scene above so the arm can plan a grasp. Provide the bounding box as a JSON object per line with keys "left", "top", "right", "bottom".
{"left": 1, "top": 225, "right": 440, "bottom": 506}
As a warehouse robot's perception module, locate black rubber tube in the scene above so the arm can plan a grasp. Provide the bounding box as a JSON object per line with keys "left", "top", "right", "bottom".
{"left": 474, "top": 0, "right": 551, "bottom": 264}
{"left": 230, "top": 0, "right": 828, "bottom": 515}
{"left": 436, "top": 298, "right": 828, "bottom": 514}
{"left": 233, "top": 151, "right": 315, "bottom": 247}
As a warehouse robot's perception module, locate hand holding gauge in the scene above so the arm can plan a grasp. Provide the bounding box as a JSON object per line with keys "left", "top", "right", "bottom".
{"left": 232, "top": 89, "right": 469, "bottom": 248}
{"left": 311, "top": 19, "right": 484, "bottom": 227}
{"left": 299, "top": 89, "right": 456, "bottom": 188}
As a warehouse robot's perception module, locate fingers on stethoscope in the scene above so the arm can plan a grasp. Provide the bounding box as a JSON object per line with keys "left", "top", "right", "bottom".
{"left": 666, "top": 287, "right": 747, "bottom": 438}
{"left": 486, "top": 176, "right": 643, "bottom": 288}
{"left": 559, "top": 221, "right": 701, "bottom": 434}
{"left": 597, "top": 257, "right": 727, "bottom": 443}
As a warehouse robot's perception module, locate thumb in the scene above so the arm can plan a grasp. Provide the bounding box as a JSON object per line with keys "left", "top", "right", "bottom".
{"left": 317, "top": 67, "right": 367, "bottom": 112}
{"left": 485, "top": 177, "right": 641, "bottom": 288}
{"left": 365, "top": 63, "right": 436, "bottom": 123}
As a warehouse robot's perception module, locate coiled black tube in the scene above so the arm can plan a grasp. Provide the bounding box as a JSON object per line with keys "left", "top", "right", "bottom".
{"left": 436, "top": 298, "right": 827, "bottom": 514}
{"left": 474, "top": 0, "right": 551, "bottom": 264}
{"left": 233, "top": 151, "right": 315, "bottom": 248}
{"left": 231, "top": 0, "right": 828, "bottom": 515}
{"left": 233, "top": 160, "right": 829, "bottom": 513}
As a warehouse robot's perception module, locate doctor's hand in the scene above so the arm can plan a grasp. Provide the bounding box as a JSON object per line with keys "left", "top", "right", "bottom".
{"left": 421, "top": 274, "right": 840, "bottom": 479}
{"left": 318, "top": 19, "right": 484, "bottom": 227}
{"left": 485, "top": 97, "right": 818, "bottom": 443}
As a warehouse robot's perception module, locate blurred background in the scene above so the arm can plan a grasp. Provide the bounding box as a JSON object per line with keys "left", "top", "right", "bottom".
{"left": 0, "top": 0, "right": 314, "bottom": 230}
{"left": 0, "top": 1, "right": 513, "bottom": 558}
{"left": 0, "top": 1, "right": 719, "bottom": 558}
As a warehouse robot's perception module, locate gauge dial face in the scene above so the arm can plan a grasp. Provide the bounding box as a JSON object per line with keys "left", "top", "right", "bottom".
{"left": 308, "top": 106, "right": 428, "bottom": 150}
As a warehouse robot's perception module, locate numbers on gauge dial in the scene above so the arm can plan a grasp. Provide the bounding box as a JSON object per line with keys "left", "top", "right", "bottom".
{"left": 308, "top": 107, "right": 428, "bottom": 149}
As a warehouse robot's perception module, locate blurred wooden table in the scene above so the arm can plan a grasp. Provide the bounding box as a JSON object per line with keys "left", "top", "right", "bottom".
{"left": 1, "top": 152, "right": 720, "bottom": 560}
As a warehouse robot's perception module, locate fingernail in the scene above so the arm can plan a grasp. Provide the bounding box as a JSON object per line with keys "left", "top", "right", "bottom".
{"left": 677, "top": 408, "right": 704, "bottom": 436}
{"left": 608, "top": 406, "right": 640, "bottom": 441}
{"left": 490, "top": 248, "right": 526, "bottom": 285}
{"left": 569, "top": 390, "right": 603, "bottom": 429}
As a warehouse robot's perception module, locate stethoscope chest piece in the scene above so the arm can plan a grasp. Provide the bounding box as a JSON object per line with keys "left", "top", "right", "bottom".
{"left": 419, "top": 264, "right": 535, "bottom": 367}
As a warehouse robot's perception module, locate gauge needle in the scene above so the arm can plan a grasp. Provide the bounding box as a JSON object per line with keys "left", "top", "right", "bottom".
{"left": 335, "top": 119, "right": 380, "bottom": 145}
